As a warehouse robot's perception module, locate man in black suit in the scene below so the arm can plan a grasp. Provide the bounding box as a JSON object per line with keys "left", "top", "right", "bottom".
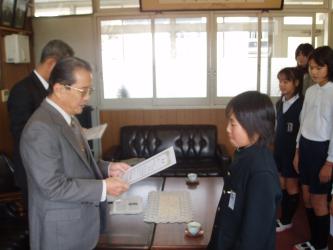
{"left": 7, "top": 40, "right": 74, "bottom": 206}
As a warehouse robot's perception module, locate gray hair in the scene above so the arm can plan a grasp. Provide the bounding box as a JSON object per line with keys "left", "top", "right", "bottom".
{"left": 40, "top": 39, "right": 74, "bottom": 63}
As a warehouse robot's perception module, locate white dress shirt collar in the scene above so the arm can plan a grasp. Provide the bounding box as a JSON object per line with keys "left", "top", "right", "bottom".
{"left": 33, "top": 70, "right": 49, "bottom": 90}
{"left": 45, "top": 98, "right": 71, "bottom": 126}
{"left": 282, "top": 94, "right": 299, "bottom": 113}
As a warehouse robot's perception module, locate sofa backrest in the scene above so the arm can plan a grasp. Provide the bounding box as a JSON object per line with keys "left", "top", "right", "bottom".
{"left": 120, "top": 125, "right": 217, "bottom": 159}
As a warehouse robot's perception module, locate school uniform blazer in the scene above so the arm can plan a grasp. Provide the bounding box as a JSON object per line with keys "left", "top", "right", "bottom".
{"left": 274, "top": 97, "right": 303, "bottom": 170}
{"left": 207, "top": 145, "right": 281, "bottom": 250}
{"left": 7, "top": 72, "right": 48, "bottom": 189}
{"left": 20, "top": 100, "right": 110, "bottom": 250}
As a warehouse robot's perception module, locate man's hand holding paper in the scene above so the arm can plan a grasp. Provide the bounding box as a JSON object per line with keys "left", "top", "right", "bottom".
{"left": 106, "top": 177, "right": 129, "bottom": 196}
{"left": 106, "top": 147, "right": 176, "bottom": 199}
{"left": 105, "top": 162, "right": 130, "bottom": 196}
{"left": 108, "top": 162, "right": 130, "bottom": 177}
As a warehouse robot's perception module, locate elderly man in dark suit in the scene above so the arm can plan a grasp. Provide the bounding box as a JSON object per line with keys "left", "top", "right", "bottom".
{"left": 7, "top": 39, "right": 74, "bottom": 205}
{"left": 20, "top": 57, "right": 130, "bottom": 250}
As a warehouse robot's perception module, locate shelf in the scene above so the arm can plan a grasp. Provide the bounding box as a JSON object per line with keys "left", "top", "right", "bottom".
{"left": 0, "top": 26, "right": 32, "bottom": 35}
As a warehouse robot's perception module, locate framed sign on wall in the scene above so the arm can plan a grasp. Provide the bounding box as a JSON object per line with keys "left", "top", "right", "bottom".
{"left": 0, "top": 0, "right": 16, "bottom": 26}
{"left": 13, "top": 0, "right": 28, "bottom": 29}
{"left": 140, "top": 0, "right": 283, "bottom": 11}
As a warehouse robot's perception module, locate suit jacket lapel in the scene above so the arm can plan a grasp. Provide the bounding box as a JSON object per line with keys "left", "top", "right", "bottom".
{"left": 82, "top": 138, "right": 104, "bottom": 179}
{"left": 28, "top": 72, "right": 48, "bottom": 104}
{"left": 41, "top": 101, "right": 96, "bottom": 177}
{"left": 72, "top": 116, "right": 104, "bottom": 180}
{"left": 31, "top": 72, "right": 48, "bottom": 96}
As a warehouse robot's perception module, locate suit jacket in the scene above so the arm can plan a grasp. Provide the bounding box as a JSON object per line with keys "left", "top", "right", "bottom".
{"left": 207, "top": 145, "right": 281, "bottom": 250}
{"left": 20, "top": 100, "right": 109, "bottom": 250}
{"left": 7, "top": 72, "right": 48, "bottom": 192}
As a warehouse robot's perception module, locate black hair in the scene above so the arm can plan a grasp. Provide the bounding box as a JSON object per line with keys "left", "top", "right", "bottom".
{"left": 40, "top": 40, "right": 74, "bottom": 63}
{"left": 308, "top": 46, "right": 333, "bottom": 82}
{"left": 48, "top": 57, "right": 92, "bottom": 95}
{"left": 295, "top": 43, "right": 314, "bottom": 59}
{"left": 277, "top": 67, "right": 303, "bottom": 98}
{"left": 226, "top": 91, "right": 275, "bottom": 147}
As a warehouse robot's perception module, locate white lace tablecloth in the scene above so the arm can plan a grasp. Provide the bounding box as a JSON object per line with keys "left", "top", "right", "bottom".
{"left": 144, "top": 191, "right": 193, "bottom": 223}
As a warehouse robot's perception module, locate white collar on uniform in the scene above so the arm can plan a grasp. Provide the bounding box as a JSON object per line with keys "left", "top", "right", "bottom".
{"left": 33, "top": 70, "right": 49, "bottom": 90}
{"left": 45, "top": 98, "right": 71, "bottom": 126}
{"left": 315, "top": 81, "right": 333, "bottom": 89}
{"left": 282, "top": 94, "right": 299, "bottom": 113}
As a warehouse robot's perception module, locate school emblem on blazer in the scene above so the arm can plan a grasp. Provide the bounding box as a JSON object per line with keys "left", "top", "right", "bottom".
{"left": 286, "top": 122, "right": 293, "bottom": 133}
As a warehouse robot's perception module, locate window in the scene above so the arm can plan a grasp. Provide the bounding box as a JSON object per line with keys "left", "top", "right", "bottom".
{"left": 101, "top": 19, "right": 153, "bottom": 99}
{"left": 100, "top": 16, "right": 208, "bottom": 107}
{"left": 34, "top": 0, "right": 92, "bottom": 17}
{"left": 284, "top": 0, "right": 324, "bottom": 5}
{"left": 98, "top": 11, "right": 330, "bottom": 108}
{"left": 261, "top": 16, "right": 313, "bottom": 97}
{"left": 154, "top": 17, "right": 207, "bottom": 98}
{"left": 99, "top": 0, "right": 139, "bottom": 9}
{"left": 260, "top": 14, "right": 327, "bottom": 96}
{"left": 216, "top": 17, "right": 259, "bottom": 97}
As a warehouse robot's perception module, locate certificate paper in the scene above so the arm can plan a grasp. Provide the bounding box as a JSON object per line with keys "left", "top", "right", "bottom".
{"left": 122, "top": 146, "right": 176, "bottom": 185}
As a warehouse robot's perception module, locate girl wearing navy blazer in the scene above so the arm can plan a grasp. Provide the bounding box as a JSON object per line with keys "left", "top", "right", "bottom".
{"left": 274, "top": 67, "right": 304, "bottom": 233}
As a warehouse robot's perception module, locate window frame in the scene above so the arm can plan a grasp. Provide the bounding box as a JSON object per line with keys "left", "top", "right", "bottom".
{"left": 94, "top": 6, "right": 332, "bottom": 110}
{"left": 97, "top": 13, "right": 212, "bottom": 110}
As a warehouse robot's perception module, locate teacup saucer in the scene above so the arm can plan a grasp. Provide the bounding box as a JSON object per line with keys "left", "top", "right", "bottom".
{"left": 185, "top": 178, "right": 199, "bottom": 185}
{"left": 184, "top": 229, "right": 204, "bottom": 237}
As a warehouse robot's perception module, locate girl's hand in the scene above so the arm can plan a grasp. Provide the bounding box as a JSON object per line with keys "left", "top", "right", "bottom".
{"left": 319, "top": 162, "right": 333, "bottom": 183}
{"left": 293, "top": 149, "right": 300, "bottom": 174}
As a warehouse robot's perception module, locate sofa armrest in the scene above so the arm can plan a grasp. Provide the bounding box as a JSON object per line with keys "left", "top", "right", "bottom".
{"left": 216, "top": 144, "right": 232, "bottom": 176}
{"left": 103, "top": 145, "right": 122, "bottom": 162}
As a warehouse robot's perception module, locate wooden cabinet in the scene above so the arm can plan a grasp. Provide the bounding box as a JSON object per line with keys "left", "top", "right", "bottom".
{"left": 0, "top": 20, "right": 34, "bottom": 155}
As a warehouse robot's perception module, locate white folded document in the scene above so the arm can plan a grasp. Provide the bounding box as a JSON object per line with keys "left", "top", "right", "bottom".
{"left": 83, "top": 123, "right": 107, "bottom": 141}
{"left": 110, "top": 196, "right": 143, "bottom": 215}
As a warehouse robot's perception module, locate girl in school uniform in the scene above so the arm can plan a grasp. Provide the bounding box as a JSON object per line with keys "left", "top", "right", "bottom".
{"left": 275, "top": 67, "right": 304, "bottom": 232}
{"left": 208, "top": 91, "right": 281, "bottom": 250}
{"left": 293, "top": 46, "right": 333, "bottom": 250}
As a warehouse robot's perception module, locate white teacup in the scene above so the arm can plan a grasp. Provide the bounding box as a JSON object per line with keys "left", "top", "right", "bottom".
{"left": 187, "top": 173, "right": 198, "bottom": 182}
{"left": 187, "top": 221, "right": 201, "bottom": 236}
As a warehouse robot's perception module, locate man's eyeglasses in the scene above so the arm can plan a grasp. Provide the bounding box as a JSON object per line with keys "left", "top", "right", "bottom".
{"left": 65, "top": 85, "right": 95, "bottom": 97}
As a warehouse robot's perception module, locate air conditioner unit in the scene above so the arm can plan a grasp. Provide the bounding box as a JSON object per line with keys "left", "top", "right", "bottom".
{"left": 4, "top": 34, "right": 31, "bottom": 64}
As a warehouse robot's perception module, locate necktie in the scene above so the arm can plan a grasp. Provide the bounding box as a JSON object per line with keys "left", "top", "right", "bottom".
{"left": 71, "top": 117, "right": 102, "bottom": 179}
{"left": 71, "top": 117, "right": 87, "bottom": 158}
{"left": 70, "top": 117, "right": 101, "bottom": 179}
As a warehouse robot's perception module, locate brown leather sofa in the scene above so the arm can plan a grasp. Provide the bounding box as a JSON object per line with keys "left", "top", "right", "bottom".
{"left": 104, "top": 125, "right": 231, "bottom": 177}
